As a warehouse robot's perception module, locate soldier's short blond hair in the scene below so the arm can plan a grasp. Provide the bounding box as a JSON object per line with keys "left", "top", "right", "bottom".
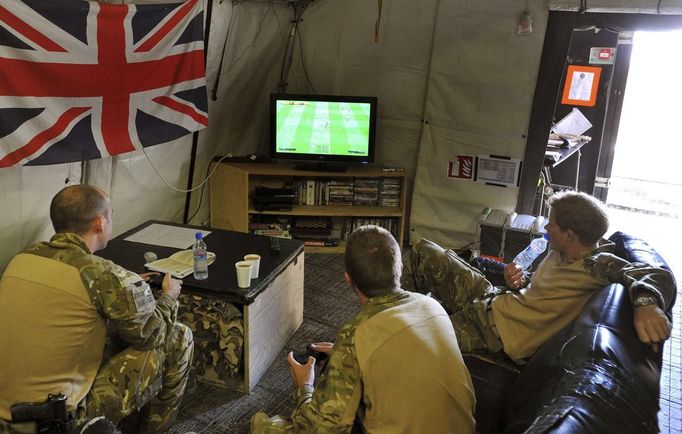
{"left": 344, "top": 225, "right": 401, "bottom": 298}
{"left": 50, "top": 185, "right": 109, "bottom": 235}
{"left": 547, "top": 190, "right": 609, "bottom": 245}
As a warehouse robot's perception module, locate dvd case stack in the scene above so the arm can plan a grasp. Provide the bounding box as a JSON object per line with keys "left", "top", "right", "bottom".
{"left": 292, "top": 217, "right": 340, "bottom": 246}
{"left": 328, "top": 179, "right": 354, "bottom": 205}
{"left": 378, "top": 178, "right": 401, "bottom": 207}
{"left": 353, "top": 178, "right": 379, "bottom": 206}
{"left": 342, "top": 217, "right": 399, "bottom": 240}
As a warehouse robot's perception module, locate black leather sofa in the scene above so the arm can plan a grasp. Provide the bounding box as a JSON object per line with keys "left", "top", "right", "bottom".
{"left": 465, "top": 231, "right": 677, "bottom": 433}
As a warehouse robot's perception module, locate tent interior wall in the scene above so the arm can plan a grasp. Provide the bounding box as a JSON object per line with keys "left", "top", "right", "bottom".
{"left": 1, "top": 0, "right": 681, "bottom": 270}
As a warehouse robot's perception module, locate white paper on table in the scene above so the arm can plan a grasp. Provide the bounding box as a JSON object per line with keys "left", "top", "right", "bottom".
{"left": 552, "top": 108, "right": 592, "bottom": 136}
{"left": 124, "top": 223, "right": 211, "bottom": 249}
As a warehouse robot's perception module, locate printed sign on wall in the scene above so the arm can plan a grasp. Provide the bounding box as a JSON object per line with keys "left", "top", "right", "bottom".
{"left": 561, "top": 65, "right": 602, "bottom": 107}
{"left": 589, "top": 47, "right": 616, "bottom": 65}
{"left": 448, "top": 155, "right": 475, "bottom": 180}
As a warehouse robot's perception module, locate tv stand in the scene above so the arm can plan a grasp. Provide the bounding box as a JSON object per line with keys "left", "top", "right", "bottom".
{"left": 293, "top": 162, "right": 347, "bottom": 173}
{"left": 209, "top": 162, "right": 406, "bottom": 253}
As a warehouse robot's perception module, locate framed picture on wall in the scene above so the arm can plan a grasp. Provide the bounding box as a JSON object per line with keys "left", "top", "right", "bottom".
{"left": 561, "top": 65, "right": 602, "bottom": 107}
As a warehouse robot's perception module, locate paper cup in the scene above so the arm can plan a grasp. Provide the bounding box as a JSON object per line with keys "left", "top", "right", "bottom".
{"left": 235, "top": 261, "right": 253, "bottom": 288}
{"left": 244, "top": 254, "right": 261, "bottom": 279}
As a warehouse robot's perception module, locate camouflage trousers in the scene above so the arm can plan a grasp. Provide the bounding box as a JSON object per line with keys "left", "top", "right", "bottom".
{"left": 402, "top": 239, "right": 504, "bottom": 354}
{"left": 85, "top": 322, "right": 194, "bottom": 434}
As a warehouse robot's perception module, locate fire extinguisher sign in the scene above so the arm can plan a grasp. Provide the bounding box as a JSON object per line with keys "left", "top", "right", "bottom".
{"left": 448, "top": 155, "right": 475, "bottom": 180}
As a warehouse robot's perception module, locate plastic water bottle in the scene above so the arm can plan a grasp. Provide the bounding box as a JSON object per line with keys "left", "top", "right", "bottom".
{"left": 513, "top": 234, "right": 549, "bottom": 270}
{"left": 193, "top": 232, "right": 208, "bottom": 280}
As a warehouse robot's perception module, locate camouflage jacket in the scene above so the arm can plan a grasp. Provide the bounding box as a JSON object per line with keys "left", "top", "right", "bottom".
{"left": 27, "top": 233, "right": 179, "bottom": 350}
{"left": 584, "top": 245, "right": 676, "bottom": 312}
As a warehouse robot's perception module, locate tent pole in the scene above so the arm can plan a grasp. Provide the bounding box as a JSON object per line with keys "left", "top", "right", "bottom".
{"left": 184, "top": 0, "right": 213, "bottom": 225}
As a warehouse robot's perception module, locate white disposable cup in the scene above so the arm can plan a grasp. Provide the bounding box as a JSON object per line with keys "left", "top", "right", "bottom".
{"left": 244, "top": 254, "right": 261, "bottom": 279}
{"left": 235, "top": 261, "right": 253, "bottom": 288}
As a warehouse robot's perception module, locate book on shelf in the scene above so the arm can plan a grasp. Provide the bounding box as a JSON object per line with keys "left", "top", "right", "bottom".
{"left": 303, "top": 238, "right": 340, "bottom": 247}
{"left": 249, "top": 218, "right": 292, "bottom": 238}
{"left": 306, "top": 179, "right": 316, "bottom": 205}
{"left": 253, "top": 229, "right": 292, "bottom": 238}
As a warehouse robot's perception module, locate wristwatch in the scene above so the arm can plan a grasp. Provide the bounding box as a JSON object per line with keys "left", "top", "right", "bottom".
{"left": 633, "top": 294, "right": 659, "bottom": 308}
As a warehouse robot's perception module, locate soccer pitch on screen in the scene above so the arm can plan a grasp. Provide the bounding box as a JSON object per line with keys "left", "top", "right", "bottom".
{"left": 275, "top": 100, "right": 371, "bottom": 156}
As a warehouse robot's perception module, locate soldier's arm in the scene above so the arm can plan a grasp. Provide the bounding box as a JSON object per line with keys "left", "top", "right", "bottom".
{"left": 82, "top": 262, "right": 178, "bottom": 350}
{"left": 585, "top": 253, "right": 674, "bottom": 351}
{"left": 291, "top": 323, "right": 362, "bottom": 433}
{"left": 585, "top": 252, "right": 675, "bottom": 311}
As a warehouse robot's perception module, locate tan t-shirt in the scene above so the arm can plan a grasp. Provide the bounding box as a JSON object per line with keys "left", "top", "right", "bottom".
{"left": 0, "top": 254, "right": 106, "bottom": 420}
{"left": 491, "top": 249, "right": 608, "bottom": 362}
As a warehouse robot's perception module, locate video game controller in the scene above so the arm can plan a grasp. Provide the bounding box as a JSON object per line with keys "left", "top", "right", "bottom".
{"left": 147, "top": 273, "right": 164, "bottom": 290}
{"left": 292, "top": 344, "right": 329, "bottom": 364}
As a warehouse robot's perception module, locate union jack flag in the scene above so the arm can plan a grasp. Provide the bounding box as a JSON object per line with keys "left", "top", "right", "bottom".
{"left": 0, "top": 0, "right": 207, "bottom": 168}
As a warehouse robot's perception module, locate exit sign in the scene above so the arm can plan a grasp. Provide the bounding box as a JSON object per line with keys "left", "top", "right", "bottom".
{"left": 589, "top": 47, "right": 616, "bottom": 65}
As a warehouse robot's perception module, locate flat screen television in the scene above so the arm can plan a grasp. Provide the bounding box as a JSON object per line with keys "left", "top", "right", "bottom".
{"left": 269, "top": 93, "right": 377, "bottom": 171}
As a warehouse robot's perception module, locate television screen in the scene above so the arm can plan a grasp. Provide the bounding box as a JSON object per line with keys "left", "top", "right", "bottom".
{"left": 270, "top": 94, "right": 377, "bottom": 167}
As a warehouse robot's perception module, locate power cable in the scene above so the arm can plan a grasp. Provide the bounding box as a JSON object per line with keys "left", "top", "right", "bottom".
{"left": 142, "top": 147, "right": 233, "bottom": 193}
{"left": 296, "top": 25, "right": 316, "bottom": 93}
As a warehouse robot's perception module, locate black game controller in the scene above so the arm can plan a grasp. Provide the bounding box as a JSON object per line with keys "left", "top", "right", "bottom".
{"left": 293, "top": 344, "right": 329, "bottom": 365}
{"left": 147, "top": 273, "right": 164, "bottom": 290}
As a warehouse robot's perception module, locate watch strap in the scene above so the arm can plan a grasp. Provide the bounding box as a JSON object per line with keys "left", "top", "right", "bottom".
{"left": 633, "top": 294, "right": 658, "bottom": 308}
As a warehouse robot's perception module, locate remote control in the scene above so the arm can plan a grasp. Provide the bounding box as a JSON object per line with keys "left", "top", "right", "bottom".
{"left": 270, "top": 236, "right": 281, "bottom": 252}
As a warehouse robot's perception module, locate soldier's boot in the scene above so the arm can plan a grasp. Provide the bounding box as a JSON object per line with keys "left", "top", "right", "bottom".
{"left": 250, "top": 412, "right": 293, "bottom": 433}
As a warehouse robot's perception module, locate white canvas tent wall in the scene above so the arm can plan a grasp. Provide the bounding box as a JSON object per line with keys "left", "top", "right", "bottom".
{"left": 1, "top": 0, "right": 681, "bottom": 270}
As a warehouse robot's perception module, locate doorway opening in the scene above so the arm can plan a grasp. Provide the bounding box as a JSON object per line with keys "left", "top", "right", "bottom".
{"left": 604, "top": 29, "right": 682, "bottom": 434}
{"left": 605, "top": 30, "right": 682, "bottom": 280}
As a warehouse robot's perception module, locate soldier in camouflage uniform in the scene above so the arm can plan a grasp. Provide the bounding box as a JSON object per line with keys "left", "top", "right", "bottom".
{"left": 251, "top": 225, "right": 476, "bottom": 433}
{"left": 0, "top": 185, "right": 193, "bottom": 434}
{"left": 401, "top": 191, "right": 674, "bottom": 363}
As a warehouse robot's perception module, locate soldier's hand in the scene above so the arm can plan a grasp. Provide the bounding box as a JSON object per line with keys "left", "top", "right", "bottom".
{"left": 309, "top": 342, "right": 334, "bottom": 355}
{"left": 287, "top": 352, "right": 315, "bottom": 388}
{"left": 634, "top": 305, "right": 671, "bottom": 353}
{"left": 139, "top": 272, "right": 158, "bottom": 280}
{"left": 162, "top": 273, "right": 182, "bottom": 299}
{"left": 504, "top": 263, "right": 525, "bottom": 290}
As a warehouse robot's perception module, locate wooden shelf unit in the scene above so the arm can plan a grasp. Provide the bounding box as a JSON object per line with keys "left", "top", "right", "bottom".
{"left": 209, "top": 162, "right": 407, "bottom": 253}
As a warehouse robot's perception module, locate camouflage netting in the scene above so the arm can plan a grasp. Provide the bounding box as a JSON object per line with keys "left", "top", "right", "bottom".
{"left": 177, "top": 294, "right": 244, "bottom": 388}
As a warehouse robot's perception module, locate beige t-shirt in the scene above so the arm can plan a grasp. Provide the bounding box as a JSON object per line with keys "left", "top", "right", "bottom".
{"left": 355, "top": 293, "right": 476, "bottom": 434}
{"left": 0, "top": 254, "right": 106, "bottom": 420}
{"left": 491, "top": 249, "right": 608, "bottom": 362}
